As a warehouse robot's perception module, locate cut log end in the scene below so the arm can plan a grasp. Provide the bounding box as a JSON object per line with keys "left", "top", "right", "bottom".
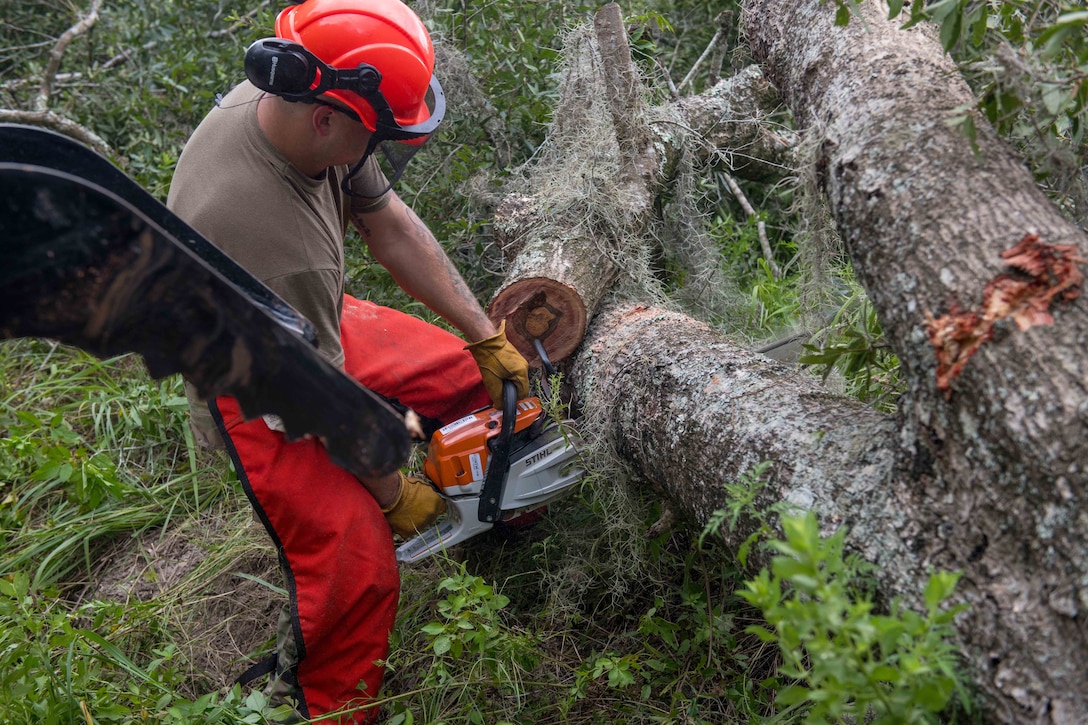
{"left": 488, "top": 277, "right": 587, "bottom": 368}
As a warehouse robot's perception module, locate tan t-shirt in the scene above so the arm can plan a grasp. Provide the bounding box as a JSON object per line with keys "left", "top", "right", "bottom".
{"left": 167, "top": 82, "right": 391, "bottom": 445}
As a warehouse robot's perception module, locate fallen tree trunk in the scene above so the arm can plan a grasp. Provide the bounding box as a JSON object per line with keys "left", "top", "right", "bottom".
{"left": 742, "top": 1, "right": 1088, "bottom": 721}
{"left": 491, "top": 1, "right": 1088, "bottom": 721}
{"left": 571, "top": 302, "right": 904, "bottom": 546}
{"left": 488, "top": 4, "right": 793, "bottom": 367}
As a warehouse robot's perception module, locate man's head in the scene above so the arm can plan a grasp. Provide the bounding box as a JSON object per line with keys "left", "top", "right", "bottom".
{"left": 245, "top": 0, "right": 444, "bottom": 146}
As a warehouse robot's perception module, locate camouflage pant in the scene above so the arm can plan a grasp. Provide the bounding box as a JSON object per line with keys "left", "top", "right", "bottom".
{"left": 264, "top": 603, "right": 303, "bottom": 723}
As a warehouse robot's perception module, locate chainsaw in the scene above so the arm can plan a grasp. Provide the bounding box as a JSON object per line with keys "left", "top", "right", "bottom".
{"left": 396, "top": 380, "right": 583, "bottom": 563}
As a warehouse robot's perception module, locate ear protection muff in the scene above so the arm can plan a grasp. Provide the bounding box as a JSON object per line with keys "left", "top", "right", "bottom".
{"left": 243, "top": 38, "right": 445, "bottom": 142}
{"left": 244, "top": 38, "right": 381, "bottom": 103}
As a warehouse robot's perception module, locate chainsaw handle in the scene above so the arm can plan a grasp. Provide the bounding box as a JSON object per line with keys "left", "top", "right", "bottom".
{"left": 477, "top": 379, "right": 519, "bottom": 523}
{"left": 501, "top": 379, "right": 518, "bottom": 425}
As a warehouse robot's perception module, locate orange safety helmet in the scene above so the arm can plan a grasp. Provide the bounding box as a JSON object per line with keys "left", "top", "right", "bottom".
{"left": 273, "top": 0, "right": 441, "bottom": 140}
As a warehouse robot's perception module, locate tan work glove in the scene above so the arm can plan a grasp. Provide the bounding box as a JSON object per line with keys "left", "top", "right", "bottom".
{"left": 382, "top": 473, "right": 447, "bottom": 538}
{"left": 465, "top": 320, "right": 530, "bottom": 407}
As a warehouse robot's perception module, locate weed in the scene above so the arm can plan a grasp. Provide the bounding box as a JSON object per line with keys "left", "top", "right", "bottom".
{"left": 699, "top": 464, "right": 971, "bottom": 723}
{"left": 385, "top": 561, "right": 541, "bottom": 724}
{"left": 800, "top": 282, "right": 904, "bottom": 412}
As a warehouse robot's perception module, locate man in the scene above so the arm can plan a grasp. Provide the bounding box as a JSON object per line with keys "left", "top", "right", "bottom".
{"left": 167, "top": 0, "right": 529, "bottom": 721}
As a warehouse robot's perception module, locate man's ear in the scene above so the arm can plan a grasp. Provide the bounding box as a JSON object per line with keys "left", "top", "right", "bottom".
{"left": 311, "top": 104, "right": 336, "bottom": 137}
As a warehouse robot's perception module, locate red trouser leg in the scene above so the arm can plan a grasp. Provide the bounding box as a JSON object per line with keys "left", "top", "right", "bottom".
{"left": 212, "top": 404, "right": 395, "bottom": 722}
{"left": 213, "top": 295, "right": 490, "bottom": 723}
{"left": 338, "top": 295, "right": 491, "bottom": 423}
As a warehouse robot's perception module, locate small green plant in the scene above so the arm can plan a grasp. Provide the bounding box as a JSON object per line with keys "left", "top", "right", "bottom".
{"left": 800, "top": 285, "right": 903, "bottom": 411}
{"left": 422, "top": 567, "right": 525, "bottom": 665}
{"left": 697, "top": 464, "right": 969, "bottom": 722}
{"left": 570, "top": 652, "right": 644, "bottom": 699}
{"left": 740, "top": 512, "right": 967, "bottom": 722}
{"left": 1, "top": 411, "right": 129, "bottom": 512}
{"left": 708, "top": 211, "right": 802, "bottom": 337}
{"left": 0, "top": 571, "right": 294, "bottom": 724}
{"left": 385, "top": 562, "right": 540, "bottom": 724}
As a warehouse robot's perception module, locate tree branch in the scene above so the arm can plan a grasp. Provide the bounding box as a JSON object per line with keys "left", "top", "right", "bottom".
{"left": 207, "top": 0, "right": 272, "bottom": 39}
{"left": 677, "top": 11, "right": 732, "bottom": 94}
{"left": 36, "top": 0, "right": 103, "bottom": 113}
{"left": 720, "top": 167, "right": 780, "bottom": 278}
{"left": 0, "top": 108, "right": 112, "bottom": 157}
{"left": 594, "top": 2, "right": 660, "bottom": 217}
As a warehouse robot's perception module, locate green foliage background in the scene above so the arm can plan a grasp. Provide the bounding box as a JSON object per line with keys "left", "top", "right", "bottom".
{"left": 5, "top": 0, "right": 1083, "bottom": 721}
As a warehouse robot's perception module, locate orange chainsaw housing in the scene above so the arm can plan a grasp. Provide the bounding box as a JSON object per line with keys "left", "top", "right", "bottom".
{"left": 423, "top": 398, "right": 544, "bottom": 495}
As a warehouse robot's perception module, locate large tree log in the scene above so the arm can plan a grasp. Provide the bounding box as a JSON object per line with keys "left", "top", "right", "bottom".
{"left": 488, "top": 4, "right": 794, "bottom": 367}
{"left": 496, "top": 1, "right": 1088, "bottom": 721}
{"left": 572, "top": 303, "right": 903, "bottom": 539}
{"left": 742, "top": 1, "right": 1088, "bottom": 721}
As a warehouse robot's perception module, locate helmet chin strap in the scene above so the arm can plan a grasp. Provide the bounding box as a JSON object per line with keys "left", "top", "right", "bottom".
{"left": 341, "top": 134, "right": 413, "bottom": 198}
{"left": 341, "top": 134, "right": 382, "bottom": 198}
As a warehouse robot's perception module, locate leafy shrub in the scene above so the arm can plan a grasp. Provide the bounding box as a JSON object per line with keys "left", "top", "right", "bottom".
{"left": 741, "top": 513, "right": 967, "bottom": 722}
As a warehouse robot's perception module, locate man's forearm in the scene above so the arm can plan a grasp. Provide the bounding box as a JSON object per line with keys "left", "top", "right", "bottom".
{"left": 352, "top": 198, "right": 497, "bottom": 342}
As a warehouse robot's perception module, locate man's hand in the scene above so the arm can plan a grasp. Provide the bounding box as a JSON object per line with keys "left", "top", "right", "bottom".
{"left": 382, "top": 473, "right": 447, "bottom": 537}
{"left": 466, "top": 320, "right": 530, "bottom": 407}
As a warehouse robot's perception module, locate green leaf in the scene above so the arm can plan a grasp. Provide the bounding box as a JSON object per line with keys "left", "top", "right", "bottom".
{"left": 737, "top": 530, "right": 761, "bottom": 568}
{"left": 776, "top": 684, "right": 811, "bottom": 705}
{"left": 923, "top": 570, "right": 961, "bottom": 611}
{"left": 606, "top": 665, "right": 636, "bottom": 688}
{"left": 886, "top": 0, "right": 905, "bottom": 19}
{"left": 939, "top": 8, "right": 963, "bottom": 52}
{"left": 745, "top": 624, "right": 778, "bottom": 643}
{"left": 242, "top": 689, "right": 267, "bottom": 712}
{"left": 914, "top": 675, "right": 956, "bottom": 711}
{"left": 1039, "top": 10, "right": 1088, "bottom": 45}
{"left": 870, "top": 664, "right": 901, "bottom": 683}
{"left": 970, "top": 4, "right": 988, "bottom": 47}
{"left": 835, "top": 3, "right": 851, "bottom": 27}
{"left": 1042, "top": 84, "right": 1071, "bottom": 116}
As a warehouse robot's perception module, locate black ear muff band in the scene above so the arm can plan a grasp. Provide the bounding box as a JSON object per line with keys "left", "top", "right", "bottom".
{"left": 244, "top": 39, "right": 327, "bottom": 100}
{"left": 243, "top": 38, "right": 444, "bottom": 142}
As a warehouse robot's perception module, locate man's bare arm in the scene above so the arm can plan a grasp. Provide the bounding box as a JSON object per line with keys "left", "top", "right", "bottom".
{"left": 351, "top": 193, "right": 497, "bottom": 342}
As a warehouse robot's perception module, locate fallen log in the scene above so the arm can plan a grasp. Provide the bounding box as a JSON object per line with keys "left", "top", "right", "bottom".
{"left": 488, "top": 3, "right": 793, "bottom": 367}
{"left": 742, "top": 0, "right": 1088, "bottom": 720}
{"left": 489, "top": 1, "right": 1088, "bottom": 721}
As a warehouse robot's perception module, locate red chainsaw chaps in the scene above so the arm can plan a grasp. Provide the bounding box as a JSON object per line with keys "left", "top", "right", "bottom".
{"left": 213, "top": 295, "right": 490, "bottom": 723}
{"left": 338, "top": 296, "right": 491, "bottom": 422}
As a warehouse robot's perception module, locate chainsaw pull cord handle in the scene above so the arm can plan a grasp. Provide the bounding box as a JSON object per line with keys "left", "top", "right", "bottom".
{"left": 478, "top": 379, "right": 518, "bottom": 523}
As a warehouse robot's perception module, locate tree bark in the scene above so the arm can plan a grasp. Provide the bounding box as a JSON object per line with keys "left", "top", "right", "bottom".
{"left": 489, "top": 5, "right": 795, "bottom": 368}
{"left": 742, "top": 1, "right": 1088, "bottom": 721}
{"left": 487, "top": 4, "right": 657, "bottom": 367}
{"left": 497, "top": 0, "right": 1088, "bottom": 721}
{"left": 674, "top": 64, "right": 796, "bottom": 182}
{"left": 572, "top": 302, "right": 905, "bottom": 547}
